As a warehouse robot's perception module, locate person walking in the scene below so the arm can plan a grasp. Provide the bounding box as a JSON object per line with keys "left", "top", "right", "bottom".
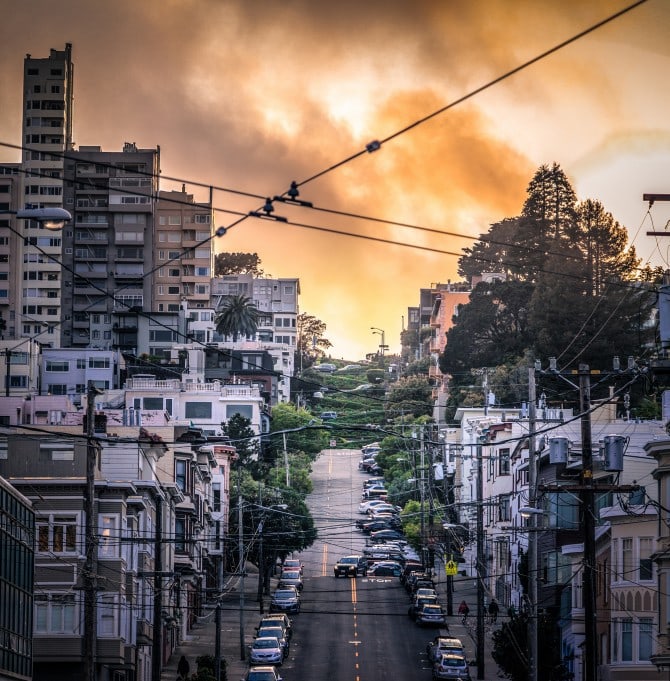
{"left": 177, "top": 655, "right": 190, "bottom": 680}
{"left": 458, "top": 600, "right": 470, "bottom": 624}
{"left": 488, "top": 598, "right": 499, "bottom": 624}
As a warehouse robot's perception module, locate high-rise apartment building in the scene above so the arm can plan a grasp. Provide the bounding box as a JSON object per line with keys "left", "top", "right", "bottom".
{"left": 60, "top": 143, "right": 160, "bottom": 349}
{"left": 19, "top": 44, "right": 74, "bottom": 346}
{"left": 154, "top": 188, "right": 213, "bottom": 313}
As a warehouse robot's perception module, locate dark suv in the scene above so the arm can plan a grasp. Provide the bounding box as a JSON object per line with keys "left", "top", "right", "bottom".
{"left": 333, "top": 555, "right": 367, "bottom": 577}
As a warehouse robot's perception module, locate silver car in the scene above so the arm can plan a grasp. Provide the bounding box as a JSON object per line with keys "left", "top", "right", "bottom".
{"left": 249, "top": 637, "right": 283, "bottom": 666}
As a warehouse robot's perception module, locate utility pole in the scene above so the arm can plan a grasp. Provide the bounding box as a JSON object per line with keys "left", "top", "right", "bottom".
{"left": 83, "top": 382, "right": 99, "bottom": 681}
{"left": 527, "top": 368, "right": 538, "bottom": 681}
{"left": 151, "top": 495, "right": 163, "bottom": 681}
{"left": 4, "top": 348, "right": 11, "bottom": 396}
{"left": 238, "top": 469, "right": 245, "bottom": 661}
{"left": 579, "top": 364, "right": 597, "bottom": 681}
{"left": 476, "top": 440, "right": 485, "bottom": 681}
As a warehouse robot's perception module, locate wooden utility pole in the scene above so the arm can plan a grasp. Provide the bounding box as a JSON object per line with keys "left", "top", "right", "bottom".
{"left": 579, "top": 365, "right": 598, "bottom": 681}
{"left": 83, "top": 382, "right": 99, "bottom": 681}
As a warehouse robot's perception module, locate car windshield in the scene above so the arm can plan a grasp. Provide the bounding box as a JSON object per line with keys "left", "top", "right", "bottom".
{"left": 258, "top": 627, "right": 283, "bottom": 638}
{"left": 281, "top": 571, "right": 300, "bottom": 578}
{"left": 274, "top": 590, "right": 295, "bottom": 599}
{"left": 423, "top": 605, "right": 443, "bottom": 613}
{"left": 340, "top": 557, "right": 358, "bottom": 564}
{"left": 248, "top": 673, "right": 277, "bottom": 681}
{"left": 253, "top": 638, "right": 279, "bottom": 649}
{"left": 439, "top": 656, "right": 466, "bottom": 668}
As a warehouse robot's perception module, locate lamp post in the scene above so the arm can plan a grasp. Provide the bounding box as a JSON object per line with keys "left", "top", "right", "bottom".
{"left": 370, "top": 327, "right": 388, "bottom": 367}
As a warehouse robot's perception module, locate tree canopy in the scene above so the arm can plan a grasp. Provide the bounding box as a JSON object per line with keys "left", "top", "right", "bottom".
{"left": 441, "top": 162, "right": 657, "bottom": 415}
{"left": 214, "top": 294, "right": 260, "bottom": 341}
{"left": 214, "top": 252, "right": 264, "bottom": 276}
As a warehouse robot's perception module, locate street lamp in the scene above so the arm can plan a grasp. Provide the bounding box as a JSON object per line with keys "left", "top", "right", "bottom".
{"left": 370, "top": 327, "right": 387, "bottom": 367}
{"left": 2, "top": 207, "right": 72, "bottom": 230}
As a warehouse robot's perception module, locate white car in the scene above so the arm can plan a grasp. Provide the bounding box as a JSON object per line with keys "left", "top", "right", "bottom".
{"left": 358, "top": 499, "right": 388, "bottom": 514}
{"left": 249, "top": 636, "right": 283, "bottom": 666}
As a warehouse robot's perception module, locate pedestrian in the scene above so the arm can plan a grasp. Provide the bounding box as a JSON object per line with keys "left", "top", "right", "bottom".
{"left": 177, "top": 655, "right": 190, "bottom": 680}
{"left": 488, "top": 598, "right": 499, "bottom": 624}
{"left": 458, "top": 600, "right": 470, "bottom": 623}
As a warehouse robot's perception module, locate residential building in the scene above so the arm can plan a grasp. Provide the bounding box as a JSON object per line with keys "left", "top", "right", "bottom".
{"left": 211, "top": 274, "right": 300, "bottom": 347}
{"left": 154, "top": 189, "right": 213, "bottom": 314}
{"left": 123, "top": 375, "right": 268, "bottom": 439}
{"left": 18, "top": 44, "right": 74, "bottom": 347}
{"left": 0, "top": 339, "right": 41, "bottom": 398}
{"left": 0, "top": 166, "right": 21, "bottom": 339}
{"left": 0, "top": 476, "right": 34, "bottom": 681}
{"left": 60, "top": 143, "right": 160, "bottom": 350}
{"left": 41, "top": 347, "right": 119, "bottom": 403}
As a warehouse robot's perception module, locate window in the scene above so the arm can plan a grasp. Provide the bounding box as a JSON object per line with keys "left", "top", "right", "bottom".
{"left": 498, "top": 448, "right": 510, "bottom": 475}
{"left": 226, "top": 405, "right": 253, "bottom": 420}
{"left": 212, "top": 483, "right": 221, "bottom": 512}
{"left": 99, "top": 595, "right": 118, "bottom": 636}
{"left": 45, "top": 360, "right": 69, "bottom": 372}
{"left": 639, "top": 617, "right": 653, "bottom": 661}
{"left": 622, "top": 538, "right": 633, "bottom": 581}
{"left": 621, "top": 618, "right": 633, "bottom": 661}
{"left": 35, "top": 594, "right": 76, "bottom": 634}
{"left": 143, "top": 397, "right": 163, "bottom": 410}
{"left": 185, "top": 402, "right": 212, "bottom": 419}
{"left": 175, "top": 517, "right": 186, "bottom": 553}
{"left": 88, "top": 357, "right": 111, "bottom": 369}
{"left": 175, "top": 459, "right": 189, "bottom": 493}
{"left": 37, "top": 515, "right": 77, "bottom": 553}
{"left": 77, "top": 358, "right": 86, "bottom": 369}
{"left": 639, "top": 537, "right": 653, "bottom": 580}
{"left": 99, "top": 515, "right": 118, "bottom": 558}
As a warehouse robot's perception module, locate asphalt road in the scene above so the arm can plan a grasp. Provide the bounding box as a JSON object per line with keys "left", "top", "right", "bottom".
{"left": 280, "top": 448, "right": 445, "bottom": 681}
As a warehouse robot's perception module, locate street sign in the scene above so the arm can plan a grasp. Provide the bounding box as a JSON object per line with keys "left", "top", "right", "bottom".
{"left": 330, "top": 439, "right": 337, "bottom": 447}
{"left": 445, "top": 560, "right": 458, "bottom": 576}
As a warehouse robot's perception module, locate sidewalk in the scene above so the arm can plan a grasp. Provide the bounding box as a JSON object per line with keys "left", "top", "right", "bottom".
{"left": 161, "top": 564, "right": 266, "bottom": 681}
{"left": 432, "top": 570, "right": 503, "bottom": 681}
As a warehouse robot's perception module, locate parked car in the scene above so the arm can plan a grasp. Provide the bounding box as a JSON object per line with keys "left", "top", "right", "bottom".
{"left": 313, "top": 363, "right": 337, "bottom": 372}
{"left": 320, "top": 410, "right": 338, "bottom": 419}
{"left": 369, "top": 529, "right": 404, "bottom": 543}
{"left": 334, "top": 555, "right": 367, "bottom": 577}
{"left": 270, "top": 588, "right": 301, "bottom": 614}
{"left": 282, "top": 558, "right": 303, "bottom": 574}
{"left": 432, "top": 653, "right": 471, "bottom": 680}
{"left": 249, "top": 637, "right": 283, "bottom": 666}
{"left": 243, "top": 665, "right": 283, "bottom": 681}
{"left": 254, "top": 625, "right": 289, "bottom": 658}
{"left": 278, "top": 569, "right": 303, "bottom": 591}
{"left": 409, "top": 594, "right": 440, "bottom": 620}
{"left": 427, "top": 636, "right": 466, "bottom": 662}
{"left": 416, "top": 604, "right": 447, "bottom": 627}
{"left": 367, "top": 561, "right": 403, "bottom": 577}
{"left": 358, "top": 499, "right": 387, "bottom": 514}
{"left": 257, "top": 614, "right": 292, "bottom": 640}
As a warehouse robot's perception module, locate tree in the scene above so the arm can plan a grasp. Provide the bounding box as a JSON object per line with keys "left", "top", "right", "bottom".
{"left": 439, "top": 280, "right": 534, "bottom": 377}
{"left": 296, "top": 313, "right": 332, "bottom": 370}
{"left": 385, "top": 376, "right": 433, "bottom": 419}
{"left": 214, "top": 294, "right": 259, "bottom": 341}
{"left": 221, "top": 413, "right": 259, "bottom": 470}
{"left": 491, "top": 611, "right": 570, "bottom": 681}
{"left": 214, "top": 252, "right": 263, "bottom": 276}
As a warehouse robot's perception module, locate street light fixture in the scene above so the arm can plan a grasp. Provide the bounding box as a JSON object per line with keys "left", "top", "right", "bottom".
{"left": 3, "top": 207, "right": 72, "bottom": 230}
{"left": 370, "top": 327, "right": 387, "bottom": 367}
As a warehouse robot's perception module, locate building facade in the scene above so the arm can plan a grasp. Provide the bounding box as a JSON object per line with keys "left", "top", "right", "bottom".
{"left": 0, "top": 476, "right": 34, "bottom": 681}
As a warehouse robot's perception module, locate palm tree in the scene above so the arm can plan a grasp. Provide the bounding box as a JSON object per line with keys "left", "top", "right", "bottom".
{"left": 215, "top": 294, "right": 260, "bottom": 341}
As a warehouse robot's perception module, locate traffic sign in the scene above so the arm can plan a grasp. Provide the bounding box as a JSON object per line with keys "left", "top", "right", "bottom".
{"left": 445, "top": 560, "right": 458, "bottom": 576}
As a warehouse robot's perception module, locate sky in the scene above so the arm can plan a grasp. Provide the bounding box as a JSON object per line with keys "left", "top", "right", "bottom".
{"left": 1, "top": 0, "right": 670, "bottom": 360}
